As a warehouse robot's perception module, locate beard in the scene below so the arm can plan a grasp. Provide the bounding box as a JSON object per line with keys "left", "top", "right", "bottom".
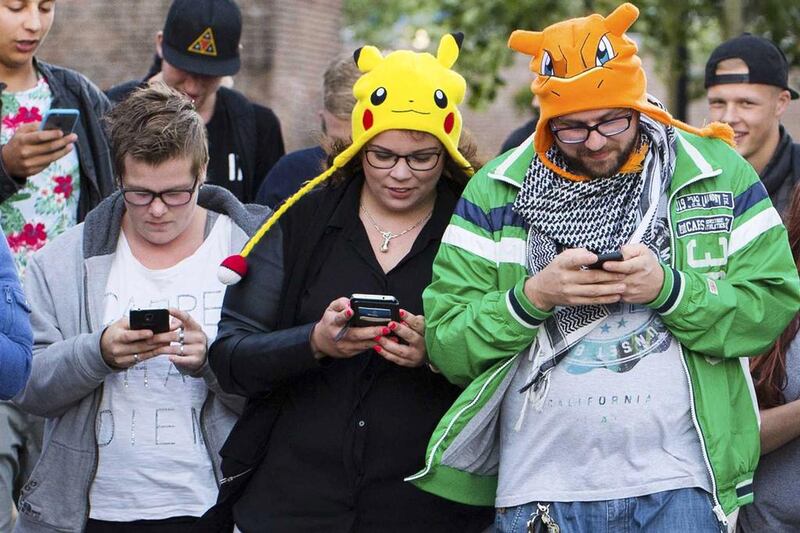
{"left": 561, "top": 135, "right": 639, "bottom": 180}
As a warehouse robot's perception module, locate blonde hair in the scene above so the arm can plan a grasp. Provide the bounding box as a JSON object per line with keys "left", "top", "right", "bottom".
{"left": 323, "top": 55, "right": 361, "bottom": 119}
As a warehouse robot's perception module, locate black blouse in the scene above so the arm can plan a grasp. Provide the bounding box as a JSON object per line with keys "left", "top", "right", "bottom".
{"left": 224, "top": 175, "right": 491, "bottom": 532}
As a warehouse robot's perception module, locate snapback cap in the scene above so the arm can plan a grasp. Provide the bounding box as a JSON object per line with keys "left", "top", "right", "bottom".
{"left": 161, "top": 0, "right": 242, "bottom": 77}
{"left": 705, "top": 33, "right": 798, "bottom": 100}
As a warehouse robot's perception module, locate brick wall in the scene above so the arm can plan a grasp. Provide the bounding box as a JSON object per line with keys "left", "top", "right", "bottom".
{"left": 38, "top": 0, "right": 345, "bottom": 153}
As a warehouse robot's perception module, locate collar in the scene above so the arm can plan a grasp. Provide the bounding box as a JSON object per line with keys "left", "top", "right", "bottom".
{"left": 760, "top": 125, "right": 794, "bottom": 196}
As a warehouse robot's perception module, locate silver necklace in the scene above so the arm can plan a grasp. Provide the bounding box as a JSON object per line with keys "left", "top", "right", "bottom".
{"left": 360, "top": 204, "right": 433, "bottom": 252}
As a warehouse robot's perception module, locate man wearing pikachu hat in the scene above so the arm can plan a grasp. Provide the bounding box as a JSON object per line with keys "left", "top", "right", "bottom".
{"left": 415, "top": 4, "right": 800, "bottom": 532}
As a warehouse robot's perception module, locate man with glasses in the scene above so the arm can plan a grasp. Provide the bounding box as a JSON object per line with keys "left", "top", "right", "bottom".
{"left": 416, "top": 5, "right": 798, "bottom": 533}
{"left": 11, "top": 85, "right": 267, "bottom": 532}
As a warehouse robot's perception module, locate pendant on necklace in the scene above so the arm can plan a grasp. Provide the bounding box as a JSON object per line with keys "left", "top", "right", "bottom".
{"left": 380, "top": 231, "right": 394, "bottom": 252}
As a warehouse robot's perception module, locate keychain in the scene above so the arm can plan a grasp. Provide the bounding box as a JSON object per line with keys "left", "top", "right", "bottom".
{"left": 526, "top": 503, "right": 560, "bottom": 533}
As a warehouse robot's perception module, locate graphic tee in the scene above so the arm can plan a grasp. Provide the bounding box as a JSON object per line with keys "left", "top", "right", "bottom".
{"left": 0, "top": 77, "right": 80, "bottom": 275}
{"left": 89, "top": 215, "right": 231, "bottom": 520}
{"left": 497, "top": 303, "right": 711, "bottom": 506}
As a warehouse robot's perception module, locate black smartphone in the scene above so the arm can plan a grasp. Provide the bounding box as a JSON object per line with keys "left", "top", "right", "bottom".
{"left": 39, "top": 108, "right": 80, "bottom": 135}
{"left": 348, "top": 294, "right": 400, "bottom": 327}
{"left": 129, "top": 309, "right": 170, "bottom": 334}
{"left": 587, "top": 251, "right": 624, "bottom": 269}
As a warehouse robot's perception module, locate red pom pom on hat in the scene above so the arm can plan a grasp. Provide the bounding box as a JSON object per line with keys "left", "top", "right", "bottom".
{"left": 218, "top": 254, "right": 248, "bottom": 285}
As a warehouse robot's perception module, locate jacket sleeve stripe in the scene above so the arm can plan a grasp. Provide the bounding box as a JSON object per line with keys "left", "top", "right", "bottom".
{"left": 728, "top": 207, "right": 783, "bottom": 256}
{"left": 655, "top": 267, "right": 684, "bottom": 316}
{"left": 454, "top": 198, "right": 527, "bottom": 234}
{"left": 441, "top": 225, "right": 527, "bottom": 266}
{"left": 733, "top": 181, "right": 769, "bottom": 218}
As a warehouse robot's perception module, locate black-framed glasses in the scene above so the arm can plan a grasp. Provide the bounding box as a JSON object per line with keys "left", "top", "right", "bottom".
{"left": 364, "top": 149, "right": 443, "bottom": 171}
{"left": 550, "top": 114, "right": 634, "bottom": 144}
{"left": 121, "top": 177, "right": 200, "bottom": 207}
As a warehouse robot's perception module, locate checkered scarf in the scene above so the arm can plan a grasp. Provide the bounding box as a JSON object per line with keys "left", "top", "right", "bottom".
{"left": 511, "top": 106, "right": 676, "bottom": 416}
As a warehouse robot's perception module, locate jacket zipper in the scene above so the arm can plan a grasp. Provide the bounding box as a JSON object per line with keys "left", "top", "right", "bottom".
{"left": 82, "top": 264, "right": 101, "bottom": 530}
{"left": 666, "top": 171, "right": 728, "bottom": 526}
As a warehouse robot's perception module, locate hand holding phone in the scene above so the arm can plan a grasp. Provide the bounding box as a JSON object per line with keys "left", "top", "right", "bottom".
{"left": 347, "top": 293, "right": 401, "bottom": 327}
{"left": 0, "top": 110, "right": 78, "bottom": 179}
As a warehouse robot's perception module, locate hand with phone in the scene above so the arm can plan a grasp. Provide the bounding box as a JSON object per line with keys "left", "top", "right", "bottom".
{"left": 140, "top": 308, "right": 209, "bottom": 375}
{"left": 100, "top": 310, "right": 172, "bottom": 370}
{"left": 0, "top": 109, "right": 79, "bottom": 180}
{"left": 310, "top": 297, "right": 390, "bottom": 360}
{"left": 600, "top": 244, "right": 665, "bottom": 304}
{"left": 523, "top": 248, "right": 627, "bottom": 311}
{"left": 373, "top": 310, "right": 427, "bottom": 368}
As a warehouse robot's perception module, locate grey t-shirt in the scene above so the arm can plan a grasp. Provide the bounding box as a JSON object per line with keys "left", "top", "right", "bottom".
{"left": 497, "top": 303, "right": 711, "bottom": 506}
{"left": 738, "top": 332, "right": 800, "bottom": 532}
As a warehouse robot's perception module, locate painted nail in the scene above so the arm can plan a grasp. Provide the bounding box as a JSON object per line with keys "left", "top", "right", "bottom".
{"left": 399, "top": 310, "right": 406, "bottom": 318}
{"left": 388, "top": 322, "right": 398, "bottom": 330}
{"left": 374, "top": 336, "right": 382, "bottom": 342}
{"left": 382, "top": 327, "right": 390, "bottom": 335}
{"left": 373, "top": 345, "right": 382, "bottom": 353}
{"left": 345, "top": 309, "right": 353, "bottom": 318}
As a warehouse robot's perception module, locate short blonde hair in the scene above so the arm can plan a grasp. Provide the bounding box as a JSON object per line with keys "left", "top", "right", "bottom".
{"left": 323, "top": 55, "right": 361, "bottom": 119}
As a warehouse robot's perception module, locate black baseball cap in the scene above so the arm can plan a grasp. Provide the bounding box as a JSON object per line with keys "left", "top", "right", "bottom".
{"left": 161, "top": 0, "right": 242, "bottom": 77}
{"left": 705, "top": 33, "right": 798, "bottom": 100}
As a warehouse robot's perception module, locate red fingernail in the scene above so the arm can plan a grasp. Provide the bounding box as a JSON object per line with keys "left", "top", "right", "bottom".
{"left": 373, "top": 345, "right": 382, "bottom": 353}
{"left": 389, "top": 322, "right": 398, "bottom": 330}
{"left": 345, "top": 309, "right": 353, "bottom": 318}
{"left": 382, "top": 327, "right": 390, "bottom": 335}
{"left": 399, "top": 310, "right": 406, "bottom": 318}
{"left": 374, "top": 336, "right": 382, "bottom": 342}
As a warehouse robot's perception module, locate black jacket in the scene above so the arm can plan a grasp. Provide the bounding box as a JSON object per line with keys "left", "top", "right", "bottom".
{"left": 0, "top": 60, "right": 115, "bottom": 221}
{"left": 761, "top": 125, "right": 800, "bottom": 216}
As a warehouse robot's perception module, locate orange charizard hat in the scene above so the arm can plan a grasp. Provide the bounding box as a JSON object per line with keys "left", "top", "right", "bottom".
{"left": 218, "top": 33, "right": 473, "bottom": 284}
{"left": 508, "top": 2, "right": 733, "bottom": 182}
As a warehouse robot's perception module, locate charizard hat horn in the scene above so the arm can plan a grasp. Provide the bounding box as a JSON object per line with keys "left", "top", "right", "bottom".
{"left": 218, "top": 33, "right": 472, "bottom": 285}
{"left": 508, "top": 2, "right": 734, "bottom": 182}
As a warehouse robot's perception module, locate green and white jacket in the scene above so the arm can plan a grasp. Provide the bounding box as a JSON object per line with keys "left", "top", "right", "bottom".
{"left": 411, "top": 131, "right": 800, "bottom": 520}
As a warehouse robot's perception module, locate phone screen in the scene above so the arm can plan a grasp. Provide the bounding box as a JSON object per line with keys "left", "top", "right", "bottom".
{"left": 39, "top": 109, "right": 80, "bottom": 135}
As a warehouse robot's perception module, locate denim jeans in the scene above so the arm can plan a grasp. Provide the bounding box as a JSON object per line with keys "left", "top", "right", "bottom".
{"left": 495, "top": 487, "right": 727, "bottom": 533}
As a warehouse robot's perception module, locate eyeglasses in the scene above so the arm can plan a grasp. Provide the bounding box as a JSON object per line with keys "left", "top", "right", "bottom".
{"left": 121, "top": 177, "right": 199, "bottom": 207}
{"left": 364, "top": 149, "right": 443, "bottom": 171}
{"left": 550, "top": 114, "right": 634, "bottom": 144}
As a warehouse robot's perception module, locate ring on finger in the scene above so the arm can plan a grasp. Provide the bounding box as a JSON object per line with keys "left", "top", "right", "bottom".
{"left": 133, "top": 353, "right": 141, "bottom": 364}
{"left": 178, "top": 327, "right": 185, "bottom": 343}
{"left": 179, "top": 342, "right": 184, "bottom": 356}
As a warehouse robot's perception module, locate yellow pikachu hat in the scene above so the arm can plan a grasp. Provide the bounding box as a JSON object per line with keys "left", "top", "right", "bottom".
{"left": 508, "top": 2, "right": 733, "bottom": 182}
{"left": 219, "top": 33, "right": 472, "bottom": 284}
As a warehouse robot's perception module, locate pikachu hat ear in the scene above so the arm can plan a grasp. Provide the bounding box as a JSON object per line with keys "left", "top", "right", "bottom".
{"left": 437, "top": 32, "right": 464, "bottom": 69}
{"left": 353, "top": 45, "right": 383, "bottom": 72}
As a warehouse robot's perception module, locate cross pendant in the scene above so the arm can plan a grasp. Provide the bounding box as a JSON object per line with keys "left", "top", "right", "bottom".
{"left": 379, "top": 231, "right": 394, "bottom": 252}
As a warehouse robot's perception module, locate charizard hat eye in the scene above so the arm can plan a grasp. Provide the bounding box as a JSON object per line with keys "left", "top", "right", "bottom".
{"left": 541, "top": 50, "right": 554, "bottom": 76}
{"left": 596, "top": 35, "right": 615, "bottom": 67}
{"left": 371, "top": 87, "right": 387, "bottom": 105}
{"left": 434, "top": 89, "right": 448, "bottom": 109}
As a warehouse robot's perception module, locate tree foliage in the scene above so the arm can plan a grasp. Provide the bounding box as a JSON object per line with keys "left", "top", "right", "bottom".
{"left": 344, "top": 0, "right": 800, "bottom": 116}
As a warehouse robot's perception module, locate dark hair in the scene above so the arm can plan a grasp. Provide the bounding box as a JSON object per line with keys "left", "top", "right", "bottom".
{"left": 324, "top": 128, "right": 482, "bottom": 188}
{"left": 105, "top": 84, "right": 209, "bottom": 184}
{"left": 750, "top": 184, "right": 800, "bottom": 408}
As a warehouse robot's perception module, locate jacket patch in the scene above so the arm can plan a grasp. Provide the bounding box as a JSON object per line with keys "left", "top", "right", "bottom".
{"left": 676, "top": 215, "right": 732, "bottom": 237}
{"left": 675, "top": 191, "right": 733, "bottom": 213}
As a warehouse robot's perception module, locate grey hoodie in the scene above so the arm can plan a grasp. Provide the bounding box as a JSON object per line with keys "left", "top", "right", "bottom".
{"left": 12, "top": 185, "right": 268, "bottom": 532}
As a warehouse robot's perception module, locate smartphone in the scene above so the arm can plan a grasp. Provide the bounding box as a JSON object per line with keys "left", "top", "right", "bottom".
{"left": 39, "top": 108, "right": 80, "bottom": 135}
{"left": 129, "top": 308, "right": 170, "bottom": 334}
{"left": 587, "top": 251, "right": 624, "bottom": 269}
{"left": 348, "top": 294, "right": 400, "bottom": 327}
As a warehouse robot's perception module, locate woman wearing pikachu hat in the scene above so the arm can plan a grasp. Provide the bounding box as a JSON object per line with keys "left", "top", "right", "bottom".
{"left": 203, "top": 34, "right": 493, "bottom": 531}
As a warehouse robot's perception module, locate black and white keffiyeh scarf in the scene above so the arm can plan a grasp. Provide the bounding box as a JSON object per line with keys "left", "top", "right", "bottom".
{"left": 512, "top": 105, "right": 677, "bottom": 419}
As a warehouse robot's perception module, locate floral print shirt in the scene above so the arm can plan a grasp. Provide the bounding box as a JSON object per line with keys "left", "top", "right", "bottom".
{"left": 1, "top": 77, "right": 80, "bottom": 276}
